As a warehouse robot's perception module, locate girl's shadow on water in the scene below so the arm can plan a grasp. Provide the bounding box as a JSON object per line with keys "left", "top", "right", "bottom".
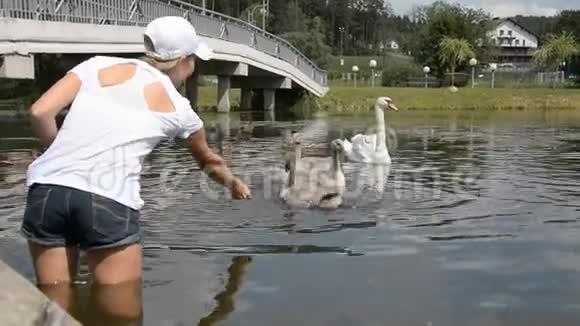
{"left": 198, "top": 256, "right": 252, "bottom": 326}
{"left": 70, "top": 255, "right": 252, "bottom": 326}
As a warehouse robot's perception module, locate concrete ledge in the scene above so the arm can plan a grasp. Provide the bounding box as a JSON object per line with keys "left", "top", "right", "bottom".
{"left": 0, "top": 260, "right": 81, "bottom": 326}
{"left": 0, "top": 18, "right": 143, "bottom": 44}
{"left": 198, "top": 61, "right": 248, "bottom": 76}
{"left": 231, "top": 76, "right": 291, "bottom": 89}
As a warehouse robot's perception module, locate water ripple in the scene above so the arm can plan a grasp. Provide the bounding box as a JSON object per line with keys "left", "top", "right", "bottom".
{"left": 0, "top": 115, "right": 579, "bottom": 253}
{"left": 428, "top": 234, "right": 516, "bottom": 241}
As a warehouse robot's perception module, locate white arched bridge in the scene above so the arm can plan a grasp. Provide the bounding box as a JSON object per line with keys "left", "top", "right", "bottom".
{"left": 0, "top": 0, "right": 329, "bottom": 112}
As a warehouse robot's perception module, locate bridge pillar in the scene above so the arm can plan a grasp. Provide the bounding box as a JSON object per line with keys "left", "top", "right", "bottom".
{"left": 0, "top": 54, "right": 35, "bottom": 79}
{"left": 240, "top": 89, "right": 253, "bottom": 110}
{"left": 186, "top": 69, "right": 199, "bottom": 111}
{"left": 217, "top": 76, "right": 231, "bottom": 113}
{"left": 265, "top": 109, "right": 276, "bottom": 121}
{"left": 264, "top": 89, "right": 275, "bottom": 112}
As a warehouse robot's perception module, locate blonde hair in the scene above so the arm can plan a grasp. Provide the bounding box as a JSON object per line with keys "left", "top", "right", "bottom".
{"left": 139, "top": 55, "right": 179, "bottom": 72}
{"left": 140, "top": 35, "right": 179, "bottom": 72}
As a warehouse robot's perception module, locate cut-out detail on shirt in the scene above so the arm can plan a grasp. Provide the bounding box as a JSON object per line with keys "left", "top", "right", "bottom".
{"left": 97, "top": 63, "right": 137, "bottom": 88}
{"left": 26, "top": 55, "right": 204, "bottom": 211}
{"left": 144, "top": 82, "right": 176, "bottom": 113}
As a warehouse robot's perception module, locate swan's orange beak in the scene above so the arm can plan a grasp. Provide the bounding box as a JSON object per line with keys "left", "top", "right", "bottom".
{"left": 388, "top": 103, "right": 399, "bottom": 111}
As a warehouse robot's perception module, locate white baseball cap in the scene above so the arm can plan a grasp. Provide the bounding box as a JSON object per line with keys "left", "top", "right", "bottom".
{"left": 144, "top": 16, "right": 213, "bottom": 61}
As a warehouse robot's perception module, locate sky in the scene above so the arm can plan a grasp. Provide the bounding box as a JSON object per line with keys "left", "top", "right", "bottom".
{"left": 389, "top": 0, "right": 580, "bottom": 17}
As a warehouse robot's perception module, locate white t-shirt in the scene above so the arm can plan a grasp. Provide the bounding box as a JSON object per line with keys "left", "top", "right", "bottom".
{"left": 26, "top": 56, "right": 203, "bottom": 210}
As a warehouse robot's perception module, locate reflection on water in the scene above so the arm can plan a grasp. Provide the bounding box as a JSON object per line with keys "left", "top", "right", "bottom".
{"left": 1, "top": 109, "right": 580, "bottom": 325}
{"left": 198, "top": 256, "right": 252, "bottom": 326}
{"left": 75, "top": 280, "right": 143, "bottom": 326}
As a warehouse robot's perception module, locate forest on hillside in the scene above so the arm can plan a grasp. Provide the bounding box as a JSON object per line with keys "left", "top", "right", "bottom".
{"left": 184, "top": 1, "right": 580, "bottom": 71}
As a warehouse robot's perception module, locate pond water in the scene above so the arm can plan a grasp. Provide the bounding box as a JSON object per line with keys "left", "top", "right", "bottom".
{"left": 1, "top": 109, "right": 580, "bottom": 325}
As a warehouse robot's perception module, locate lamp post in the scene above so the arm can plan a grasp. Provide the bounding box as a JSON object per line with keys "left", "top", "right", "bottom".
{"left": 469, "top": 58, "right": 478, "bottom": 89}
{"left": 352, "top": 65, "right": 359, "bottom": 88}
{"left": 339, "top": 26, "right": 346, "bottom": 59}
{"left": 423, "top": 66, "right": 430, "bottom": 89}
{"left": 261, "top": 0, "right": 269, "bottom": 31}
{"left": 340, "top": 58, "right": 344, "bottom": 85}
{"left": 369, "top": 59, "right": 377, "bottom": 88}
{"left": 248, "top": 6, "right": 259, "bottom": 24}
{"left": 339, "top": 27, "right": 345, "bottom": 81}
{"left": 260, "top": 6, "right": 267, "bottom": 30}
{"left": 248, "top": 3, "right": 268, "bottom": 30}
{"left": 489, "top": 63, "right": 497, "bottom": 88}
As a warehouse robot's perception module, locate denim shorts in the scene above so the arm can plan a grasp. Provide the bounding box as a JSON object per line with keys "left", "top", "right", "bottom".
{"left": 21, "top": 183, "right": 142, "bottom": 251}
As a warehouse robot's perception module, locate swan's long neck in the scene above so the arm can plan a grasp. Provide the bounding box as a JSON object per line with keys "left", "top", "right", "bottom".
{"left": 331, "top": 146, "right": 340, "bottom": 176}
{"left": 375, "top": 104, "right": 386, "bottom": 151}
{"left": 295, "top": 143, "right": 302, "bottom": 161}
{"left": 287, "top": 161, "right": 295, "bottom": 187}
{"left": 288, "top": 143, "right": 302, "bottom": 186}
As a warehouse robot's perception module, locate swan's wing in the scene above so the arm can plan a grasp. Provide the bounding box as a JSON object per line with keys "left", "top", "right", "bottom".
{"left": 347, "top": 134, "right": 376, "bottom": 162}
{"left": 349, "top": 134, "right": 366, "bottom": 146}
{"left": 350, "top": 134, "right": 375, "bottom": 149}
{"left": 280, "top": 164, "right": 322, "bottom": 208}
{"left": 284, "top": 157, "right": 345, "bottom": 207}
{"left": 339, "top": 139, "right": 353, "bottom": 156}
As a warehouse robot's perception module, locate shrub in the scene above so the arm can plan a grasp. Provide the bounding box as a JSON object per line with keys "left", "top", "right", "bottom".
{"left": 442, "top": 72, "right": 469, "bottom": 87}
{"left": 381, "top": 62, "right": 422, "bottom": 87}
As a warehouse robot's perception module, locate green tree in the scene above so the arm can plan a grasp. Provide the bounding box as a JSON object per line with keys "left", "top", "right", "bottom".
{"left": 556, "top": 10, "right": 580, "bottom": 81}
{"left": 281, "top": 17, "right": 332, "bottom": 68}
{"left": 194, "top": 0, "right": 426, "bottom": 67}
{"left": 348, "top": 0, "right": 392, "bottom": 55}
{"left": 555, "top": 10, "right": 580, "bottom": 38}
{"left": 324, "top": 0, "right": 353, "bottom": 55}
{"left": 267, "top": 0, "right": 308, "bottom": 34}
{"left": 438, "top": 37, "right": 475, "bottom": 86}
{"left": 414, "top": 1, "right": 492, "bottom": 80}
{"left": 533, "top": 32, "right": 579, "bottom": 88}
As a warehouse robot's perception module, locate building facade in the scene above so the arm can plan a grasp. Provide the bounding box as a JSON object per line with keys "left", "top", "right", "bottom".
{"left": 489, "top": 18, "right": 539, "bottom": 69}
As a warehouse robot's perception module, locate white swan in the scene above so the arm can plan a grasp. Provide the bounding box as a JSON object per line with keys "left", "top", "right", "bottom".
{"left": 341, "top": 97, "right": 398, "bottom": 164}
{"left": 280, "top": 139, "right": 346, "bottom": 209}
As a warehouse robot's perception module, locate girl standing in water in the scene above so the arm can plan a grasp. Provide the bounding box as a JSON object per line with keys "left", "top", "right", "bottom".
{"left": 20, "top": 15, "right": 250, "bottom": 307}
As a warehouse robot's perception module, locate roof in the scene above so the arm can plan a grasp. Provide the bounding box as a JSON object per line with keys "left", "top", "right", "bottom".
{"left": 492, "top": 17, "right": 540, "bottom": 41}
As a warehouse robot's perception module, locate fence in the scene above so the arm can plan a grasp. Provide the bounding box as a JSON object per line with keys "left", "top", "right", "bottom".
{"left": 0, "top": 0, "right": 327, "bottom": 87}
{"left": 474, "top": 70, "right": 568, "bottom": 88}
{"left": 330, "top": 70, "right": 571, "bottom": 88}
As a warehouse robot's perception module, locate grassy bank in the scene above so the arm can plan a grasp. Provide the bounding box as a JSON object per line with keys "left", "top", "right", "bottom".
{"left": 3, "top": 85, "right": 578, "bottom": 114}
{"left": 193, "top": 85, "right": 580, "bottom": 113}
{"left": 318, "top": 87, "right": 580, "bottom": 113}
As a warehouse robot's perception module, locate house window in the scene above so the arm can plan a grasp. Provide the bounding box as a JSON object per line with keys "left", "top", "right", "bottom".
{"left": 523, "top": 40, "right": 526, "bottom": 46}
{"left": 515, "top": 39, "right": 520, "bottom": 46}
{"left": 508, "top": 30, "right": 513, "bottom": 36}
{"left": 500, "top": 30, "right": 504, "bottom": 36}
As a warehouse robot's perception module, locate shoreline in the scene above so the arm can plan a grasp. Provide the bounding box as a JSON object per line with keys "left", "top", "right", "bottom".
{"left": 195, "top": 86, "right": 580, "bottom": 113}
{"left": 2, "top": 86, "right": 579, "bottom": 114}
{"left": 316, "top": 87, "right": 580, "bottom": 113}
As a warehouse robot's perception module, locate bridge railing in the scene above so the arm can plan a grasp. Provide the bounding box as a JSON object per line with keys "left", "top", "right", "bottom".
{"left": 0, "top": 0, "right": 328, "bottom": 87}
